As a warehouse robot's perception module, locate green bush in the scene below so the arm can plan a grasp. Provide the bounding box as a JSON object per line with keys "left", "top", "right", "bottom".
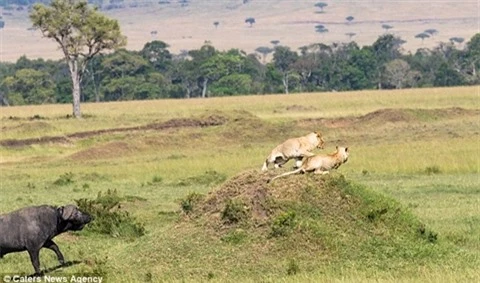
{"left": 53, "top": 172, "right": 75, "bottom": 186}
{"left": 424, "top": 166, "right": 442, "bottom": 175}
{"left": 286, "top": 258, "right": 300, "bottom": 275}
{"left": 75, "top": 189, "right": 145, "bottom": 238}
{"left": 221, "top": 199, "right": 247, "bottom": 224}
{"left": 180, "top": 192, "right": 204, "bottom": 214}
{"left": 270, "top": 211, "right": 297, "bottom": 237}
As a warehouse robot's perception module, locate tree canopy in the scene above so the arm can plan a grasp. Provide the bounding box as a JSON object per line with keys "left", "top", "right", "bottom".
{"left": 30, "top": 0, "right": 126, "bottom": 117}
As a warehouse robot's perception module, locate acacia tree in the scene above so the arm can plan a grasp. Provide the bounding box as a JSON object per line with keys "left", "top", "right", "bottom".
{"left": 30, "top": 0, "right": 126, "bottom": 118}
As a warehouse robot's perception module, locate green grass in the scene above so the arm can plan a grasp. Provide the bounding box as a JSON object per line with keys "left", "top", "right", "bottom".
{"left": 0, "top": 86, "right": 479, "bottom": 281}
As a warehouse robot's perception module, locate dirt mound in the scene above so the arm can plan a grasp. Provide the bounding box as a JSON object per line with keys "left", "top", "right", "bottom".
{"left": 68, "top": 141, "right": 136, "bottom": 161}
{"left": 181, "top": 171, "right": 444, "bottom": 270}
{"left": 285, "top": 104, "right": 317, "bottom": 111}
{"left": 0, "top": 112, "right": 229, "bottom": 147}
{"left": 187, "top": 171, "right": 428, "bottom": 238}
{"left": 302, "top": 107, "right": 479, "bottom": 129}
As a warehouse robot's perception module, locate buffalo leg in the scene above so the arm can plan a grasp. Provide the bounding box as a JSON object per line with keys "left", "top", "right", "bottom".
{"left": 27, "top": 248, "right": 41, "bottom": 275}
{"left": 43, "top": 239, "right": 65, "bottom": 265}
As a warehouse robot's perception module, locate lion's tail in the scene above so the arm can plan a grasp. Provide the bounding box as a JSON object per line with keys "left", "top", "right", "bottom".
{"left": 261, "top": 156, "right": 271, "bottom": 171}
{"left": 261, "top": 161, "right": 268, "bottom": 171}
{"left": 267, "top": 168, "right": 303, "bottom": 183}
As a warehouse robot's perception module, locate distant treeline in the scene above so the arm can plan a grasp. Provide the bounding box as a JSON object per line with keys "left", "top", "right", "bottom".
{"left": 0, "top": 34, "right": 478, "bottom": 106}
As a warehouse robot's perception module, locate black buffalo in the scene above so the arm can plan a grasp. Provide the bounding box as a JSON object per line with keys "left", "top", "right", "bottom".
{"left": 0, "top": 204, "right": 92, "bottom": 275}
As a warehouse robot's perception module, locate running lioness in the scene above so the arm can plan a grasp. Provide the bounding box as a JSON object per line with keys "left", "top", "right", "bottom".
{"left": 268, "top": 146, "right": 349, "bottom": 183}
{"left": 261, "top": 131, "right": 325, "bottom": 171}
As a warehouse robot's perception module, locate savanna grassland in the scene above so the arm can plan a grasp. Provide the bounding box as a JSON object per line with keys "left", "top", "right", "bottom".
{"left": 0, "top": 86, "right": 479, "bottom": 282}
{"left": 1, "top": 0, "right": 478, "bottom": 61}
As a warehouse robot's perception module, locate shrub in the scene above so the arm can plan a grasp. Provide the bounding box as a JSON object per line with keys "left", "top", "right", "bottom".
{"left": 75, "top": 189, "right": 145, "bottom": 238}
{"left": 424, "top": 166, "right": 441, "bottom": 175}
{"left": 53, "top": 172, "right": 75, "bottom": 186}
{"left": 221, "top": 199, "right": 247, "bottom": 224}
{"left": 286, "top": 258, "right": 300, "bottom": 275}
{"left": 180, "top": 192, "right": 204, "bottom": 214}
{"left": 270, "top": 211, "right": 297, "bottom": 237}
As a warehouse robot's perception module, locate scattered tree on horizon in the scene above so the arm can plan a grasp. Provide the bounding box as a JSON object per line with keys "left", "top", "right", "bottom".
{"left": 424, "top": 29, "right": 438, "bottom": 37}
{"left": 213, "top": 21, "right": 219, "bottom": 28}
{"left": 381, "top": 24, "right": 393, "bottom": 33}
{"left": 449, "top": 37, "right": 464, "bottom": 44}
{"left": 30, "top": 0, "right": 126, "bottom": 118}
{"left": 345, "top": 32, "right": 356, "bottom": 40}
{"left": 271, "top": 40, "right": 280, "bottom": 47}
{"left": 245, "top": 17, "right": 256, "bottom": 27}
{"left": 415, "top": 32, "right": 430, "bottom": 43}
{"left": 255, "top": 46, "right": 273, "bottom": 63}
{"left": 346, "top": 16, "right": 354, "bottom": 24}
{"left": 314, "top": 2, "right": 328, "bottom": 13}
{"left": 315, "top": 25, "right": 329, "bottom": 36}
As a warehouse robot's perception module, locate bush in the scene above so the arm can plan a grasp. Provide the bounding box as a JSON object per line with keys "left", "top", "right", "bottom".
{"left": 270, "top": 211, "right": 297, "bottom": 237}
{"left": 180, "top": 192, "right": 204, "bottom": 214}
{"left": 53, "top": 172, "right": 75, "bottom": 186}
{"left": 424, "top": 166, "right": 441, "bottom": 175}
{"left": 75, "top": 189, "right": 145, "bottom": 238}
{"left": 286, "top": 258, "right": 300, "bottom": 275}
{"left": 221, "top": 199, "right": 247, "bottom": 224}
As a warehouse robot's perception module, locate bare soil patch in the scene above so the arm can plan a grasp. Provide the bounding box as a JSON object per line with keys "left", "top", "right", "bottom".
{"left": 0, "top": 113, "right": 229, "bottom": 148}
{"left": 302, "top": 107, "right": 480, "bottom": 129}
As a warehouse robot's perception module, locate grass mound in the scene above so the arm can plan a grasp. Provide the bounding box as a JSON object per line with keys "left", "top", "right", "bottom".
{"left": 181, "top": 171, "right": 449, "bottom": 274}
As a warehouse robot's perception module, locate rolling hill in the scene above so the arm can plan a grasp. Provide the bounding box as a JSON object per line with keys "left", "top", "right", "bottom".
{"left": 0, "top": 0, "right": 478, "bottom": 62}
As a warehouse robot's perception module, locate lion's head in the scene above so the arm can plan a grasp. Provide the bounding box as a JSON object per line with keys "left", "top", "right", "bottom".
{"left": 315, "top": 131, "right": 325, "bottom": 149}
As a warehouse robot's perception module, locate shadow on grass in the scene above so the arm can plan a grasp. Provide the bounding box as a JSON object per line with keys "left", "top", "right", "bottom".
{"left": 27, "top": 260, "right": 82, "bottom": 276}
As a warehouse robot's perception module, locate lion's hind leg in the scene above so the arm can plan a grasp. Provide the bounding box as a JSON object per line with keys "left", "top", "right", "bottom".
{"left": 274, "top": 156, "right": 289, "bottom": 169}
{"left": 314, "top": 168, "right": 329, "bottom": 175}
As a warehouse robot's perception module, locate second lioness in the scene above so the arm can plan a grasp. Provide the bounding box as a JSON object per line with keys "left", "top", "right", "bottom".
{"left": 268, "top": 146, "right": 349, "bottom": 183}
{"left": 261, "top": 131, "right": 325, "bottom": 171}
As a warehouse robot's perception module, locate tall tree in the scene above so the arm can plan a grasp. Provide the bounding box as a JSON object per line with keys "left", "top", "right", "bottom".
{"left": 30, "top": 0, "right": 126, "bottom": 118}
{"left": 273, "top": 46, "right": 298, "bottom": 94}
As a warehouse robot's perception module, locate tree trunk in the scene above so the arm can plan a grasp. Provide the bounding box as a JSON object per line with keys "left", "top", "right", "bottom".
{"left": 68, "top": 60, "right": 82, "bottom": 118}
{"left": 201, "top": 78, "right": 208, "bottom": 98}
{"left": 282, "top": 73, "right": 289, "bottom": 94}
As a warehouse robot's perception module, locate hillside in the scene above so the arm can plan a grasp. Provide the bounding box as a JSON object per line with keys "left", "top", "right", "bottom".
{"left": 171, "top": 171, "right": 453, "bottom": 279}
{"left": 0, "top": 0, "right": 478, "bottom": 62}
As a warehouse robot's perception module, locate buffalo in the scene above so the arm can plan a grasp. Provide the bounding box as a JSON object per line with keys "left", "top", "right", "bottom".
{"left": 0, "top": 204, "right": 92, "bottom": 275}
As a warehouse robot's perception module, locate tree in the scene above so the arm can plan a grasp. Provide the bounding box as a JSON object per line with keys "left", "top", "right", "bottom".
{"left": 213, "top": 21, "right": 219, "bottom": 28}
{"left": 30, "top": 0, "right": 126, "bottom": 118}
{"left": 273, "top": 46, "right": 298, "bottom": 94}
{"left": 140, "top": 40, "right": 172, "bottom": 72}
{"left": 314, "top": 2, "right": 327, "bottom": 13}
{"left": 315, "top": 26, "right": 329, "bottom": 36}
{"left": 424, "top": 29, "right": 438, "bottom": 37}
{"left": 463, "top": 33, "right": 480, "bottom": 83}
{"left": 345, "top": 16, "right": 354, "bottom": 24}
{"left": 449, "top": 37, "right": 465, "bottom": 45}
{"left": 415, "top": 33, "right": 430, "bottom": 43}
{"left": 270, "top": 40, "right": 280, "bottom": 47}
{"left": 0, "top": 20, "right": 4, "bottom": 29}
{"left": 372, "top": 34, "right": 404, "bottom": 88}
{"left": 384, "top": 59, "right": 418, "bottom": 89}
{"left": 381, "top": 24, "right": 393, "bottom": 33}
{"left": 3, "top": 68, "right": 56, "bottom": 105}
{"left": 345, "top": 32, "right": 356, "bottom": 40}
{"left": 255, "top": 46, "right": 273, "bottom": 63}
{"left": 245, "top": 17, "right": 255, "bottom": 27}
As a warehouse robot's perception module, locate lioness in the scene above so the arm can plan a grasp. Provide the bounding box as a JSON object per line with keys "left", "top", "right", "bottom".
{"left": 261, "top": 131, "right": 325, "bottom": 171}
{"left": 268, "top": 146, "right": 349, "bottom": 183}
